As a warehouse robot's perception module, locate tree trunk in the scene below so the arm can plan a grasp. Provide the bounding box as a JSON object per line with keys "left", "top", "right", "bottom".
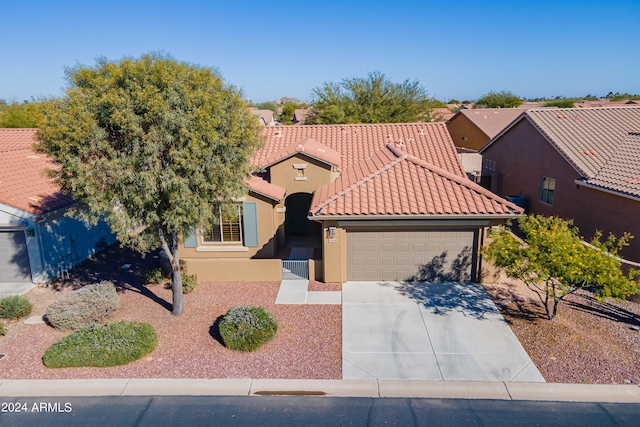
{"left": 169, "top": 231, "right": 184, "bottom": 316}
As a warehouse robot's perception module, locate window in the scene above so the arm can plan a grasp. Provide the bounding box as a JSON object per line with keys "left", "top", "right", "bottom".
{"left": 540, "top": 177, "right": 556, "bottom": 205}
{"left": 202, "top": 205, "right": 243, "bottom": 244}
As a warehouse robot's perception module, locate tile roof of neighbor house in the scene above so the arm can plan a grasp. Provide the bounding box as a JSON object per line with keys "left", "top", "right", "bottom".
{"left": 293, "top": 108, "right": 311, "bottom": 124}
{"left": 309, "top": 144, "right": 522, "bottom": 216}
{"left": 250, "top": 109, "right": 276, "bottom": 125}
{"left": 516, "top": 107, "right": 640, "bottom": 178}
{"left": 452, "top": 109, "right": 524, "bottom": 139}
{"left": 583, "top": 132, "right": 640, "bottom": 198}
{"left": 0, "top": 128, "right": 74, "bottom": 215}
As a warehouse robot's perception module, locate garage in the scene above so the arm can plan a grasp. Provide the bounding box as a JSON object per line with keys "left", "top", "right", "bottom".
{"left": 0, "top": 231, "right": 32, "bottom": 283}
{"left": 347, "top": 230, "right": 475, "bottom": 281}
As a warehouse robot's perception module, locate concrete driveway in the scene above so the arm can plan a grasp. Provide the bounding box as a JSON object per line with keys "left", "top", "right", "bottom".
{"left": 342, "top": 281, "right": 545, "bottom": 382}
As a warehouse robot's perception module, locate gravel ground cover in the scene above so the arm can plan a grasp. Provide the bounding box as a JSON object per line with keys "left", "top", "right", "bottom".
{"left": 0, "top": 246, "right": 341, "bottom": 380}
{"left": 482, "top": 278, "right": 640, "bottom": 385}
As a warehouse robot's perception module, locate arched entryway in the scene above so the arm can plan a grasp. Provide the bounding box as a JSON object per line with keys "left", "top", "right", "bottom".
{"left": 284, "top": 193, "right": 321, "bottom": 246}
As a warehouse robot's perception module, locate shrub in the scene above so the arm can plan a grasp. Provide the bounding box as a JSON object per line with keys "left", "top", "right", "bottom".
{"left": 42, "top": 321, "right": 158, "bottom": 368}
{"left": 219, "top": 306, "right": 278, "bottom": 351}
{"left": 144, "top": 268, "right": 165, "bottom": 285}
{"left": 182, "top": 274, "right": 197, "bottom": 294}
{"left": 0, "top": 295, "right": 32, "bottom": 320}
{"left": 45, "top": 281, "right": 119, "bottom": 331}
{"left": 0, "top": 322, "right": 5, "bottom": 336}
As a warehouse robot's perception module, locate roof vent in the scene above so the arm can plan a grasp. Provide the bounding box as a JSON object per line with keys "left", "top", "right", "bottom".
{"left": 275, "top": 130, "right": 283, "bottom": 137}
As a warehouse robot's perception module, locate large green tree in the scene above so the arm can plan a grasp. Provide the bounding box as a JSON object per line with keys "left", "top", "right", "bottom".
{"left": 306, "top": 71, "right": 436, "bottom": 124}
{"left": 474, "top": 90, "right": 523, "bottom": 109}
{"left": 36, "top": 54, "right": 262, "bottom": 315}
{"left": 484, "top": 215, "right": 638, "bottom": 320}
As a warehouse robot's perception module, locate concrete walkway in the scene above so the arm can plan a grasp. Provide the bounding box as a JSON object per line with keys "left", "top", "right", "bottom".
{"left": 0, "top": 378, "right": 638, "bottom": 402}
{"left": 342, "top": 281, "right": 544, "bottom": 382}
{"left": 0, "top": 282, "right": 34, "bottom": 297}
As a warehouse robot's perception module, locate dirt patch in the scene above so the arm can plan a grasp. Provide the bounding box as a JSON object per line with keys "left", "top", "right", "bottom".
{"left": 483, "top": 276, "right": 640, "bottom": 384}
{"left": 0, "top": 245, "right": 341, "bottom": 380}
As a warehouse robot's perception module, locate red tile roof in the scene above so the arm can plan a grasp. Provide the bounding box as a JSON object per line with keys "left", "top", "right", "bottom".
{"left": 262, "top": 136, "right": 342, "bottom": 168}
{"left": 256, "top": 123, "right": 465, "bottom": 176}
{"left": 310, "top": 144, "right": 522, "bottom": 217}
{"left": 452, "top": 109, "right": 524, "bottom": 139}
{"left": 0, "top": 129, "right": 74, "bottom": 215}
{"left": 246, "top": 175, "right": 286, "bottom": 201}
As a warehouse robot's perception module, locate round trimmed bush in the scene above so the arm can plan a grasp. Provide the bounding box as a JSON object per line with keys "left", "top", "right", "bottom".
{"left": 45, "top": 281, "right": 119, "bottom": 331}
{"left": 43, "top": 321, "right": 158, "bottom": 368}
{"left": 0, "top": 295, "right": 32, "bottom": 320}
{"left": 219, "top": 306, "right": 278, "bottom": 351}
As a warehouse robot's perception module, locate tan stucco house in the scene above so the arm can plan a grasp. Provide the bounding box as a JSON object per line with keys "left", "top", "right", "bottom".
{"left": 180, "top": 123, "right": 522, "bottom": 284}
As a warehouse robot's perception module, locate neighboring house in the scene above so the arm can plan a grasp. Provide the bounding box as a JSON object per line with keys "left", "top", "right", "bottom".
{"left": 180, "top": 123, "right": 522, "bottom": 284}
{"left": 250, "top": 109, "right": 277, "bottom": 126}
{"left": 447, "top": 109, "right": 524, "bottom": 151}
{"left": 0, "top": 129, "right": 115, "bottom": 286}
{"left": 292, "top": 108, "right": 311, "bottom": 125}
{"left": 430, "top": 107, "right": 456, "bottom": 122}
{"left": 480, "top": 107, "right": 640, "bottom": 263}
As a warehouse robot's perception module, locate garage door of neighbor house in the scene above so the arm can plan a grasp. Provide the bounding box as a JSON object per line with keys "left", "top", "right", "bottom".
{"left": 347, "top": 230, "right": 475, "bottom": 281}
{"left": 0, "top": 231, "right": 32, "bottom": 283}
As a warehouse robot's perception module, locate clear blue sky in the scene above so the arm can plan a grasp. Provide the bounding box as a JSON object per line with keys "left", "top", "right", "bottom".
{"left": 2, "top": 0, "right": 639, "bottom": 104}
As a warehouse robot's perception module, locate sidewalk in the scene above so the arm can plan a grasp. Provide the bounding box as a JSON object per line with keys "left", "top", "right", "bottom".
{"left": 1, "top": 378, "right": 639, "bottom": 403}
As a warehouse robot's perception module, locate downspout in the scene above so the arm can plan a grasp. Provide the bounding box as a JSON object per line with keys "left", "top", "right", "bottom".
{"left": 35, "top": 216, "right": 48, "bottom": 284}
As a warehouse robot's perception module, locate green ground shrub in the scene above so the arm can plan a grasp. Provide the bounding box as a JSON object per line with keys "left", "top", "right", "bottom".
{"left": 219, "top": 306, "right": 278, "bottom": 351}
{"left": 45, "top": 281, "right": 119, "bottom": 331}
{"left": 0, "top": 322, "right": 5, "bottom": 336}
{"left": 182, "top": 274, "right": 197, "bottom": 294}
{"left": 144, "top": 268, "right": 165, "bottom": 285}
{"left": 42, "top": 321, "right": 158, "bottom": 368}
{"left": 0, "top": 295, "right": 32, "bottom": 320}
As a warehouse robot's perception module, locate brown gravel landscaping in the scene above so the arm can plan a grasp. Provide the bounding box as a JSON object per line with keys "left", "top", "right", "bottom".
{"left": 483, "top": 277, "right": 640, "bottom": 385}
{"left": 0, "top": 246, "right": 341, "bottom": 380}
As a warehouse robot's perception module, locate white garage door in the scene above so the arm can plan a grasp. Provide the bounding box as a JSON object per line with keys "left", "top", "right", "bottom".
{"left": 0, "top": 231, "right": 32, "bottom": 283}
{"left": 347, "top": 230, "right": 475, "bottom": 281}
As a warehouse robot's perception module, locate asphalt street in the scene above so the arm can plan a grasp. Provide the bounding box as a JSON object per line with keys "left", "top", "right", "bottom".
{"left": 1, "top": 396, "right": 639, "bottom": 427}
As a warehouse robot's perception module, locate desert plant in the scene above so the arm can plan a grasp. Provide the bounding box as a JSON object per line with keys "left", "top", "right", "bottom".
{"left": 182, "top": 274, "right": 197, "bottom": 294}
{"left": 42, "top": 321, "right": 158, "bottom": 368}
{"left": 144, "top": 267, "right": 165, "bottom": 285}
{"left": 45, "top": 281, "right": 119, "bottom": 331}
{"left": 0, "top": 322, "right": 5, "bottom": 336}
{"left": 0, "top": 295, "right": 32, "bottom": 320}
{"left": 218, "top": 306, "right": 278, "bottom": 351}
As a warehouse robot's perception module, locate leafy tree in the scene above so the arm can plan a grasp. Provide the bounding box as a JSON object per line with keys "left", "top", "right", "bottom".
{"left": 0, "top": 100, "right": 43, "bottom": 128}
{"left": 484, "top": 215, "right": 638, "bottom": 320}
{"left": 255, "top": 102, "right": 279, "bottom": 120}
{"left": 279, "top": 103, "right": 297, "bottom": 125}
{"left": 36, "top": 53, "right": 262, "bottom": 316}
{"left": 306, "top": 71, "right": 435, "bottom": 124}
{"left": 474, "top": 90, "right": 523, "bottom": 109}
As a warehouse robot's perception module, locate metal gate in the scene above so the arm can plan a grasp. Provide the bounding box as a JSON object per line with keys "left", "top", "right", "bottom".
{"left": 282, "top": 260, "right": 309, "bottom": 280}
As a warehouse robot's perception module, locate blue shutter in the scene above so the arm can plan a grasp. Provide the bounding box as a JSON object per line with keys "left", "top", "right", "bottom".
{"left": 183, "top": 228, "right": 198, "bottom": 248}
{"left": 242, "top": 202, "right": 259, "bottom": 247}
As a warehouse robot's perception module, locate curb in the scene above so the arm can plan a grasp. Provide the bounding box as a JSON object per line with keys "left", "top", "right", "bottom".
{"left": 0, "top": 379, "right": 639, "bottom": 403}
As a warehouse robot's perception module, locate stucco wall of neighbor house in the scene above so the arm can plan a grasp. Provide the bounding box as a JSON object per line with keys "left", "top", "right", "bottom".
{"left": 179, "top": 193, "right": 281, "bottom": 259}
{"left": 321, "top": 221, "right": 347, "bottom": 284}
{"left": 269, "top": 153, "right": 335, "bottom": 195}
{"left": 38, "top": 211, "right": 115, "bottom": 281}
{"left": 447, "top": 115, "right": 491, "bottom": 151}
{"left": 182, "top": 258, "right": 282, "bottom": 282}
{"left": 483, "top": 119, "right": 640, "bottom": 262}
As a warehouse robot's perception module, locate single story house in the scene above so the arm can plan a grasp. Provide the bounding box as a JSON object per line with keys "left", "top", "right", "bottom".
{"left": 447, "top": 108, "right": 524, "bottom": 152}
{"left": 180, "top": 123, "right": 522, "bottom": 284}
{"left": 480, "top": 107, "right": 640, "bottom": 263}
{"left": 0, "top": 129, "right": 115, "bottom": 286}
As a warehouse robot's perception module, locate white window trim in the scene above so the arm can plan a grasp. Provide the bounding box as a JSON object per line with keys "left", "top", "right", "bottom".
{"left": 201, "top": 205, "right": 244, "bottom": 244}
